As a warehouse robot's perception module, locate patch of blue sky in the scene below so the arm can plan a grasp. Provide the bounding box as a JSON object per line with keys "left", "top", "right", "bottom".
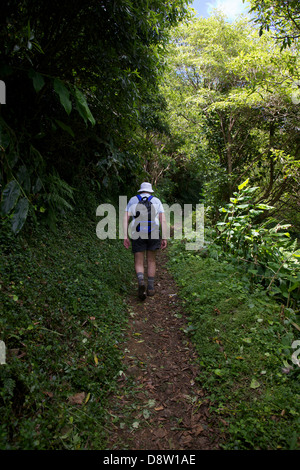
{"left": 190, "top": 0, "right": 251, "bottom": 21}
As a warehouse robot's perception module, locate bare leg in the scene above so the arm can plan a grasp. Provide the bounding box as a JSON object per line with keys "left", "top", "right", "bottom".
{"left": 146, "top": 250, "right": 156, "bottom": 295}
{"left": 134, "top": 251, "right": 145, "bottom": 276}
{"left": 146, "top": 250, "right": 156, "bottom": 277}
{"left": 134, "top": 252, "right": 146, "bottom": 300}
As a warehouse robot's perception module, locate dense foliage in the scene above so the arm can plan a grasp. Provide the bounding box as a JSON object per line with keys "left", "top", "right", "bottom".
{"left": 0, "top": 194, "right": 134, "bottom": 449}
{"left": 248, "top": 0, "right": 300, "bottom": 48}
{"left": 0, "top": 0, "right": 190, "bottom": 232}
{"left": 163, "top": 8, "right": 300, "bottom": 449}
{"left": 214, "top": 179, "right": 300, "bottom": 309}
{"left": 159, "top": 14, "right": 300, "bottom": 227}
{"left": 0, "top": 0, "right": 299, "bottom": 451}
{"left": 168, "top": 241, "right": 300, "bottom": 450}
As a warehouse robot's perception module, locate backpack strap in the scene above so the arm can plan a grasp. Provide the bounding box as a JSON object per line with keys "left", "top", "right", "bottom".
{"left": 136, "top": 194, "right": 153, "bottom": 202}
{"left": 134, "top": 194, "right": 156, "bottom": 233}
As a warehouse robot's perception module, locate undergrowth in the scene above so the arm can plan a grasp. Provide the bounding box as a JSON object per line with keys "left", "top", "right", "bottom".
{"left": 168, "top": 241, "right": 300, "bottom": 450}
{"left": 0, "top": 202, "right": 133, "bottom": 449}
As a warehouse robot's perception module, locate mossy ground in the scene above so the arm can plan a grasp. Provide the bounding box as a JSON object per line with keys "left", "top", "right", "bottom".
{"left": 0, "top": 209, "right": 133, "bottom": 449}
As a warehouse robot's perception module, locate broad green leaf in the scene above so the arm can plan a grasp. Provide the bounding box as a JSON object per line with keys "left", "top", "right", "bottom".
{"left": 74, "top": 87, "right": 96, "bottom": 125}
{"left": 250, "top": 378, "right": 261, "bottom": 389}
{"left": 0, "top": 128, "right": 10, "bottom": 149}
{"left": 248, "top": 269, "right": 258, "bottom": 275}
{"left": 54, "top": 119, "right": 75, "bottom": 137}
{"left": 256, "top": 204, "right": 274, "bottom": 210}
{"left": 11, "top": 197, "right": 29, "bottom": 234}
{"left": 32, "top": 177, "right": 43, "bottom": 194}
{"left": 242, "top": 337, "right": 252, "bottom": 344}
{"left": 6, "top": 151, "right": 19, "bottom": 169}
{"left": 54, "top": 78, "right": 72, "bottom": 115}
{"left": 1, "top": 180, "right": 20, "bottom": 215}
{"left": 238, "top": 178, "right": 249, "bottom": 190}
{"left": 17, "top": 165, "right": 31, "bottom": 192}
{"left": 289, "top": 281, "right": 300, "bottom": 292}
{"left": 245, "top": 186, "right": 260, "bottom": 193}
{"left": 249, "top": 209, "right": 263, "bottom": 216}
{"left": 28, "top": 70, "right": 45, "bottom": 93}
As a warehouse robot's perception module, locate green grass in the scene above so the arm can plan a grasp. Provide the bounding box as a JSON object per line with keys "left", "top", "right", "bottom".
{"left": 0, "top": 208, "right": 134, "bottom": 449}
{"left": 167, "top": 241, "right": 300, "bottom": 450}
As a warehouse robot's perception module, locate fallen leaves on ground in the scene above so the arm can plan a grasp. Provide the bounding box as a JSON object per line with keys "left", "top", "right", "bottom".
{"left": 106, "top": 251, "right": 222, "bottom": 450}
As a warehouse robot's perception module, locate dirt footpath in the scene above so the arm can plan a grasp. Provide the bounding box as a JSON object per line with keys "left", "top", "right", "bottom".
{"left": 106, "top": 249, "right": 223, "bottom": 450}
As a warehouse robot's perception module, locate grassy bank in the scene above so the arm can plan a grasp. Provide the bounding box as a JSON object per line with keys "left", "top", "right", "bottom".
{"left": 0, "top": 207, "right": 133, "bottom": 449}
{"left": 167, "top": 241, "right": 300, "bottom": 450}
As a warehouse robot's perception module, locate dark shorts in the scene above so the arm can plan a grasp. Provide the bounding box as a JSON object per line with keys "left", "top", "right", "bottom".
{"left": 132, "top": 236, "right": 161, "bottom": 253}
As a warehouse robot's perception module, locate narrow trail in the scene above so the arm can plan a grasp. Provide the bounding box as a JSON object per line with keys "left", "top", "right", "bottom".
{"left": 106, "top": 249, "right": 223, "bottom": 451}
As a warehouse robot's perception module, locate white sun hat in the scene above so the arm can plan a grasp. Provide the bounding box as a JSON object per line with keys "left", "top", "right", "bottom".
{"left": 137, "top": 182, "right": 154, "bottom": 193}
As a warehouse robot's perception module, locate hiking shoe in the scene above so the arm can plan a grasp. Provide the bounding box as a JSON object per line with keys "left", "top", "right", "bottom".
{"left": 147, "top": 288, "right": 155, "bottom": 297}
{"left": 138, "top": 283, "right": 146, "bottom": 300}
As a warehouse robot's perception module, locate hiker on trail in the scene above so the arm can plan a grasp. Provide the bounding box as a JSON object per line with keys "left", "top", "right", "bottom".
{"left": 123, "top": 182, "right": 167, "bottom": 300}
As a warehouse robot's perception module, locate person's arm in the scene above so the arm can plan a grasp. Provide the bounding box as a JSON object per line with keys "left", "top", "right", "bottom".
{"left": 123, "top": 211, "right": 131, "bottom": 249}
{"left": 159, "top": 212, "right": 167, "bottom": 249}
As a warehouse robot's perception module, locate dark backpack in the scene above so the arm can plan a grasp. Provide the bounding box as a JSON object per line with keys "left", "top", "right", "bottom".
{"left": 134, "top": 194, "right": 157, "bottom": 234}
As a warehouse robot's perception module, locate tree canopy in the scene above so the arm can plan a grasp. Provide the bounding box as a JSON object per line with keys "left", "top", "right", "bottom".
{"left": 158, "top": 12, "right": 300, "bottom": 225}
{"left": 0, "top": 0, "right": 191, "bottom": 231}
{"left": 1, "top": 1, "right": 300, "bottom": 233}
{"left": 248, "top": 0, "right": 300, "bottom": 48}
